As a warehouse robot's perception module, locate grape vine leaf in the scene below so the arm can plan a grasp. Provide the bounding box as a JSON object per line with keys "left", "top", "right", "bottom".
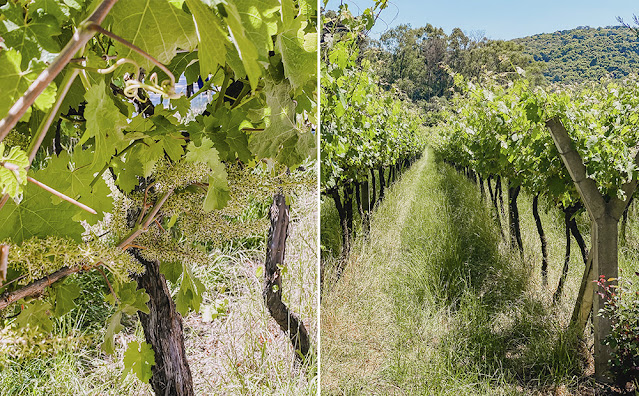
{"left": 159, "top": 261, "right": 183, "bottom": 284}
{"left": 0, "top": 143, "right": 28, "bottom": 200}
{"left": 185, "top": 138, "right": 230, "bottom": 211}
{"left": 102, "top": 310, "right": 123, "bottom": 355}
{"left": 52, "top": 280, "right": 81, "bottom": 316}
{"left": 123, "top": 340, "right": 156, "bottom": 383}
{"left": 184, "top": 0, "right": 228, "bottom": 77}
{"left": 220, "top": 1, "right": 261, "bottom": 90}
{"left": 0, "top": 178, "right": 84, "bottom": 244}
{"left": 276, "top": 10, "right": 317, "bottom": 91}
{"left": 208, "top": 105, "right": 253, "bottom": 162}
{"left": 112, "top": 281, "right": 150, "bottom": 315}
{"left": 234, "top": 0, "right": 280, "bottom": 60}
{"left": 249, "top": 79, "right": 313, "bottom": 166}
{"left": 32, "top": 0, "right": 71, "bottom": 25}
{"left": 110, "top": 0, "right": 198, "bottom": 73}
{"left": 0, "top": 2, "right": 61, "bottom": 67}
{"left": 203, "top": 172, "right": 230, "bottom": 211}
{"left": 148, "top": 115, "right": 187, "bottom": 163}
{"left": 185, "top": 137, "right": 219, "bottom": 167}
{"left": 37, "top": 149, "right": 113, "bottom": 224}
{"left": 175, "top": 263, "right": 205, "bottom": 315}
{"left": 170, "top": 96, "right": 191, "bottom": 118}
{"left": 0, "top": 50, "right": 57, "bottom": 121}
{"left": 15, "top": 300, "right": 53, "bottom": 332}
{"left": 83, "top": 80, "right": 128, "bottom": 170}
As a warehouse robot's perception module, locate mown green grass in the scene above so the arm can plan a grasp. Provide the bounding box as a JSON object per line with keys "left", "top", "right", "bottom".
{"left": 321, "top": 149, "right": 639, "bottom": 394}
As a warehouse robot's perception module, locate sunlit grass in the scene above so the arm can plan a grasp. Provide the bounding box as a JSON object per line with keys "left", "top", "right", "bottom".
{"left": 321, "top": 149, "right": 636, "bottom": 394}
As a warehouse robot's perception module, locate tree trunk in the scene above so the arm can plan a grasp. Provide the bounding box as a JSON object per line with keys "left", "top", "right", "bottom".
{"left": 478, "top": 174, "right": 485, "bottom": 203}
{"left": 387, "top": 166, "right": 392, "bottom": 187}
{"left": 487, "top": 175, "right": 495, "bottom": 204}
{"left": 133, "top": 250, "right": 194, "bottom": 396}
{"left": 567, "top": 212, "right": 588, "bottom": 266}
{"left": 532, "top": 194, "right": 549, "bottom": 286}
{"left": 329, "top": 187, "right": 350, "bottom": 259}
{"left": 487, "top": 176, "right": 504, "bottom": 240}
{"left": 553, "top": 210, "right": 572, "bottom": 303}
{"left": 344, "top": 183, "right": 354, "bottom": 242}
{"left": 370, "top": 169, "right": 377, "bottom": 207}
{"left": 361, "top": 180, "right": 370, "bottom": 234}
{"left": 263, "top": 194, "right": 310, "bottom": 360}
{"left": 496, "top": 175, "right": 506, "bottom": 219}
{"left": 354, "top": 181, "right": 363, "bottom": 220}
{"left": 508, "top": 185, "right": 523, "bottom": 255}
{"left": 378, "top": 167, "right": 385, "bottom": 201}
{"left": 620, "top": 197, "right": 632, "bottom": 245}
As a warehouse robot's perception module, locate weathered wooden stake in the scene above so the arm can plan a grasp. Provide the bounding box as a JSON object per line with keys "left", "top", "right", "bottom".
{"left": 546, "top": 117, "right": 638, "bottom": 382}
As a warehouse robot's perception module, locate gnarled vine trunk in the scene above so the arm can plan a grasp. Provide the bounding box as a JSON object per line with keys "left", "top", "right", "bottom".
{"left": 532, "top": 194, "right": 549, "bottom": 285}
{"left": 508, "top": 185, "right": 523, "bottom": 255}
{"left": 133, "top": 250, "right": 194, "bottom": 396}
{"left": 263, "top": 194, "right": 310, "bottom": 360}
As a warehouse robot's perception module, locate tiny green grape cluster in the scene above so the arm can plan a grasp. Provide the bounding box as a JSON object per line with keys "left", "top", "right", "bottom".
{"left": 5, "top": 236, "right": 143, "bottom": 284}
{"left": 2, "top": 130, "right": 30, "bottom": 150}
{"left": 135, "top": 227, "right": 210, "bottom": 268}
{"left": 152, "top": 158, "right": 211, "bottom": 193}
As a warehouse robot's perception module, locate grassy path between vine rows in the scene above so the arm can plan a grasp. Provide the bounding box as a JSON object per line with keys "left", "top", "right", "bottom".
{"left": 320, "top": 150, "right": 633, "bottom": 395}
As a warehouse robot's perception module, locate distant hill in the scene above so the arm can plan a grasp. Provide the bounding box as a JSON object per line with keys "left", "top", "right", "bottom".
{"left": 513, "top": 25, "right": 639, "bottom": 83}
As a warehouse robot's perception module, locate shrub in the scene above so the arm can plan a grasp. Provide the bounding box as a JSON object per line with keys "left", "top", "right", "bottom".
{"left": 596, "top": 273, "right": 639, "bottom": 384}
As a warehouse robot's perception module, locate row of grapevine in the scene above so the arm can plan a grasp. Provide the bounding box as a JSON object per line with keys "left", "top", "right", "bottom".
{"left": 432, "top": 71, "right": 639, "bottom": 381}
{"left": 0, "top": 0, "right": 317, "bottom": 394}
{"left": 321, "top": 4, "right": 425, "bottom": 261}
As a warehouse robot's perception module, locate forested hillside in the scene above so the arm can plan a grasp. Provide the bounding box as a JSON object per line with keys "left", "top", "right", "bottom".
{"left": 514, "top": 25, "right": 639, "bottom": 83}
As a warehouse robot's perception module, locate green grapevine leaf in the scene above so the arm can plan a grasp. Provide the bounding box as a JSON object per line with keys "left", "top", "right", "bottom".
{"left": 159, "top": 261, "right": 182, "bottom": 284}
{"left": 148, "top": 115, "right": 187, "bottom": 163}
{"left": 123, "top": 340, "right": 156, "bottom": 383}
{"left": 15, "top": 300, "right": 53, "bottom": 332}
{"left": 0, "top": 143, "right": 28, "bottom": 200}
{"left": 102, "top": 310, "right": 123, "bottom": 355}
{"left": 0, "top": 178, "right": 84, "bottom": 244}
{"left": 115, "top": 281, "right": 150, "bottom": 315}
{"left": 170, "top": 96, "right": 191, "bottom": 118}
{"left": 52, "top": 280, "right": 81, "bottom": 317}
{"left": 37, "top": 150, "right": 113, "bottom": 224}
{"left": 220, "top": 0, "right": 262, "bottom": 90}
{"left": 32, "top": 0, "right": 71, "bottom": 24}
{"left": 0, "top": 2, "right": 61, "bottom": 67}
{"left": 0, "top": 50, "right": 57, "bottom": 121}
{"left": 276, "top": 12, "right": 317, "bottom": 91}
{"left": 184, "top": 0, "right": 228, "bottom": 76}
{"left": 175, "top": 263, "right": 205, "bottom": 315}
{"left": 203, "top": 172, "right": 230, "bottom": 211}
{"left": 184, "top": 136, "right": 230, "bottom": 211}
{"left": 209, "top": 105, "right": 254, "bottom": 162}
{"left": 83, "top": 81, "right": 128, "bottom": 170}
{"left": 185, "top": 137, "right": 221, "bottom": 168}
{"left": 110, "top": 0, "right": 198, "bottom": 72}
{"left": 250, "top": 79, "right": 311, "bottom": 166}
{"left": 234, "top": 0, "right": 280, "bottom": 60}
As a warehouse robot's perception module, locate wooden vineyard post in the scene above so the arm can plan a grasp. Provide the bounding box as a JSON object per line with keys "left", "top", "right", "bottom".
{"left": 546, "top": 117, "right": 638, "bottom": 382}
{"left": 263, "top": 193, "right": 310, "bottom": 360}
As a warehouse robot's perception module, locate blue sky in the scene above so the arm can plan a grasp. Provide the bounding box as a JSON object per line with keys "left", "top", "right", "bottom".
{"left": 325, "top": 0, "right": 639, "bottom": 40}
